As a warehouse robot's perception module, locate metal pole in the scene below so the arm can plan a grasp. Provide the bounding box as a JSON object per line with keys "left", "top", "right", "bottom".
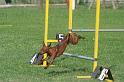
{"left": 72, "top": 29, "right": 124, "bottom": 32}
{"left": 63, "top": 53, "right": 95, "bottom": 61}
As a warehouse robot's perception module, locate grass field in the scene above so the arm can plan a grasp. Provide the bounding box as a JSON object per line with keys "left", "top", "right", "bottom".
{"left": 0, "top": 5, "right": 124, "bottom": 82}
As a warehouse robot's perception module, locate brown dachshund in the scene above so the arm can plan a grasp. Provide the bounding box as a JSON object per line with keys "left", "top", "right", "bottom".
{"left": 40, "top": 32, "right": 83, "bottom": 69}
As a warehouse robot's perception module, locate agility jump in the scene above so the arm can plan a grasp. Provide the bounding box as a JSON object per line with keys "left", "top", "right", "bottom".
{"left": 40, "top": 0, "right": 99, "bottom": 74}
{"left": 42, "top": 0, "right": 99, "bottom": 77}
{"left": 29, "top": 0, "right": 117, "bottom": 81}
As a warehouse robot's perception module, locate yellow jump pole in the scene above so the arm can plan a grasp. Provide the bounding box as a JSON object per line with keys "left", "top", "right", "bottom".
{"left": 77, "top": 0, "right": 100, "bottom": 79}
{"left": 43, "top": 0, "right": 49, "bottom": 66}
{"left": 93, "top": 0, "right": 101, "bottom": 71}
{"left": 68, "top": 0, "right": 72, "bottom": 33}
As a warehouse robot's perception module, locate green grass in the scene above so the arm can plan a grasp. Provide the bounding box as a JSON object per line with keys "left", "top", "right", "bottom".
{"left": 0, "top": 5, "right": 124, "bottom": 82}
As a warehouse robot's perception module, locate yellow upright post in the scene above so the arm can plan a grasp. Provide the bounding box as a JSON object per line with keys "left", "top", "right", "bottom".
{"left": 93, "top": 0, "right": 100, "bottom": 71}
{"left": 43, "top": 0, "right": 49, "bottom": 66}
{"left": 77, "top": 0, "right": 100, "bottom": 79}
{"left": 68, "top": 0, "right": 72, "bottom": 33}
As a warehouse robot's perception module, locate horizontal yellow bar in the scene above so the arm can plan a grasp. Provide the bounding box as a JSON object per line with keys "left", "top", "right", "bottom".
{"left": 77, "top": 76, "right": 92, "bottom": 79}
{"left": 40, "top": 65, "right": 55, "bottom": 67}
{"left": 105, "top": 79, "right": 113, "bottom": 82}
{"left": 47, "top": 40, "right": 58, "bottom": 42}
{"left": 32, "top": 65, "right": 55, "bottom": 67}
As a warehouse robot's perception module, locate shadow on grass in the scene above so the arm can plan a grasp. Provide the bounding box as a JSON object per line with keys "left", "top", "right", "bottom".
{"left": 47, "top": 67, "right": 88, "bottom": 77}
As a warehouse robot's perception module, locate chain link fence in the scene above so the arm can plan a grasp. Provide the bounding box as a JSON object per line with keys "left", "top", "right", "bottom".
{"left": 0, "top": 0, "right": 84, "bottom": 4}
{"left": 1, "top": 0, "right": 124, "bottom": 9}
